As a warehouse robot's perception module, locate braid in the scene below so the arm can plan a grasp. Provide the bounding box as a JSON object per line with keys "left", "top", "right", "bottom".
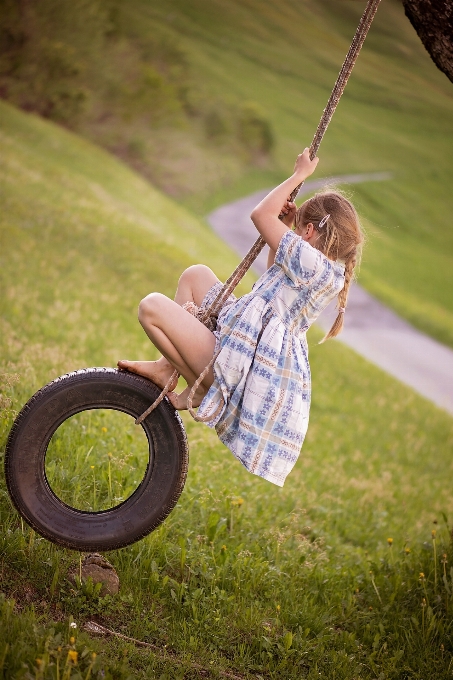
{"left": 320, "top": 254, "right": 356, "bottom": 342}
{"left": 323, "top": 221, "right": 339, "bottom": 260}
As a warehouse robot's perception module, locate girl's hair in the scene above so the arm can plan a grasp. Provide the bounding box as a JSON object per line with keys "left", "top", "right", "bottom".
{"left": 294, "top": 189, "right": 364, "bottom": 342}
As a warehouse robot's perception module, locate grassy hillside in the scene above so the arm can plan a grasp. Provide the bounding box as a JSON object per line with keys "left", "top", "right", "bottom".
{"left": 2, "top": 0, "right": 453, "bottom": 347}
{"left": 2, "top": 101, "right": 453, "bottom": 678}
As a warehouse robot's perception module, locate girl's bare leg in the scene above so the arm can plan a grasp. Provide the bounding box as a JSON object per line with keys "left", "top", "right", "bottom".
{"left": 173, "top": 264, "right": 220, "bottom": 307}
{"left": 117, "top": 266, "right": 220, "bottom": 401}
{"left": 131, "top": 293, "right": 217, "bottom": 408}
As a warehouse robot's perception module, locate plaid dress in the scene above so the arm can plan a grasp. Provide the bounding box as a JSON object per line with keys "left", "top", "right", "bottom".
{"left": 197, "top": 230, "right": 346, "bottom": 487}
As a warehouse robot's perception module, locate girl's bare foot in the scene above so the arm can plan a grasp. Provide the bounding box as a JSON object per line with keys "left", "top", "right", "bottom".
{"left": 167, "top": 385, "right": 207, "bottom": 411}
{"left": 117, "top": 359, "right": 178, "bottom": 391}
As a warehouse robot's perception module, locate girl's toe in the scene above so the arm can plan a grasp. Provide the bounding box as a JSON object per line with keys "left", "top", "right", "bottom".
{"left": 118, "top": 360, "right": 136, "bottom": 373}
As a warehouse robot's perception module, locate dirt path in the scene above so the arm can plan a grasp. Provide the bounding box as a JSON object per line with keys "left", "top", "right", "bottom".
{"left": 207, "top": 174, "right": 453, "bottom": 416}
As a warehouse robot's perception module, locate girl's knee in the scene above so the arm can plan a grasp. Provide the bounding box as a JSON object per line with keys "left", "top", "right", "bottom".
{"left": 179, "top": 264, "right": 214, "bottom": 286}
{"left": 138, "top": 292, "right": 164, "bottom": 323}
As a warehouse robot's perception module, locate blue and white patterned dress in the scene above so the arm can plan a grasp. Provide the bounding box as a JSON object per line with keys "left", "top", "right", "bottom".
{"left": 197, "top": 230, "right": 345, "bottom": 487}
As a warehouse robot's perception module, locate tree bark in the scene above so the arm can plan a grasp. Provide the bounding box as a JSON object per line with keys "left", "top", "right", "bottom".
{"left": 402, "top": 0, "right": 453, "bottom": 84}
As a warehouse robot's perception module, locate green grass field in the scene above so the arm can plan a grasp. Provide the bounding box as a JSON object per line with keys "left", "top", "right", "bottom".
{"left": 2, "top": 100, "right": 453, "bottom": 678}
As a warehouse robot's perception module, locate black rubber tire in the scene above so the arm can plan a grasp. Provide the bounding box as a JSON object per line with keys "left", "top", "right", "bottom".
{"left": 4, "top": 368, "right": 189, "bottom": 551}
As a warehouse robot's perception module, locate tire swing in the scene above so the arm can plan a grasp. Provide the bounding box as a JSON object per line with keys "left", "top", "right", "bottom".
{"left": 4, "top": 0, "right": 381, "bottom": 552}
{"left": 5, "top": 368, "right": 188, "bottom": 551}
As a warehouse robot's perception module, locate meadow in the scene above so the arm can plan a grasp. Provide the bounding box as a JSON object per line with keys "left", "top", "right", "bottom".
{"left": 1, "top": 99, "right": 453, "bottom": 678}
{"left": 1, "top": 0, "right": 453, "bottom": 346}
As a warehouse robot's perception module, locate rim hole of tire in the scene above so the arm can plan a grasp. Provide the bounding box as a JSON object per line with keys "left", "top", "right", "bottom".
{"left": 45, "top": 408, "right": 150, "bottom": 512}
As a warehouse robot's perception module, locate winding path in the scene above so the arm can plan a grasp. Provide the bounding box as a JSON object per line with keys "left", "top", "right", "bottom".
{"left": 207, "top": 174, "right": 453, "bottom": 416}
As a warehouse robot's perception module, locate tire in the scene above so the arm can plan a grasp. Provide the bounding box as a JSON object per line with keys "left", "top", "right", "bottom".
{"left": 4, "top": 368, "right": 189, "bottom": 551}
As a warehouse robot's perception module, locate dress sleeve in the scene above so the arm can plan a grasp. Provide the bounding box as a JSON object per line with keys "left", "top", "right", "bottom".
{"left": 274, "top": 230, "right": 320, "bottom": 286}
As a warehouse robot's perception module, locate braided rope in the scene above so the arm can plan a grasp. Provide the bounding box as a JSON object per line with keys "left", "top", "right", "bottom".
{"left": 135, "top": 368, "right": 179, "bottom": 425}
{"left": 136, "top": 0, "right": 381, "bottom": 425}
{"left": 186, "top": 349, "right": 224, "bottom": 422}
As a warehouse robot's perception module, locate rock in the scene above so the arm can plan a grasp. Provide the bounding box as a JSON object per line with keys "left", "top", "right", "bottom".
{"left": 71, "top": 553, "right": 120, "bottom": 596}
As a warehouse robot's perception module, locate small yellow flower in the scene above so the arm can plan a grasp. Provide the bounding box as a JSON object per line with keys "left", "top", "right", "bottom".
{"left": 419, "top": 572, "right": 425, "bottom": 580}
{"left": 68, "top": 649, "right": 78, "bottom": 663}
{"left": 421, "top": 598, "right": 426, "bottom": 607}
{"left": 387, "top": 537, "right": 393, "bottom": 546}
{"left": 276, "top": 604, "right": 281, "bottom": 612}
{"left": 101, "top": 427, "right": 107, "bottom": 433}
{"left": 36, "top": 659, "right": 42, "bottom": 667}
{"left": 92, "top": 652, "right": 97, "bottom": 660}
{"left": 70, "top": 636, "right": 75, "bottom": 645}
{"left": 237, "top": 497, "right": 244, "bottom": 506}
{"left": 221, "top": 544, "right": 227, "bottom": 551}
{"left": 432, "top": 529, "right": 437, "bottom": 538}
{"left": 369, "top": 606, "right": 373, "bottom": 611}
{"left": 108, "top": 451, "right": 112, "bottom": 458}
{"left": 404, "top": 547, "right": 411, "bottom": 554}
{"left": 90, "top": 465, "right": 94, "bottom": 470}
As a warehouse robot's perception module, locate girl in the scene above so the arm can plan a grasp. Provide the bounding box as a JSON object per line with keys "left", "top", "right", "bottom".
{"left": 118, "top": 148, "right": 363, "bottom": 487}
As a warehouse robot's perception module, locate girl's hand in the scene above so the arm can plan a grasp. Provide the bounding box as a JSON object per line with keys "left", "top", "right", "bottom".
{"left": 280, "top": 198, "right": 297, "bottom": 227}
{"left": 293, "top": 147, "right": 319, "bottom": 180}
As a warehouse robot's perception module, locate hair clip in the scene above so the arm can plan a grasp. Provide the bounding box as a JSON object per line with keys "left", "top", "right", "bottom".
{"left": 338, "top": 307, "right": 346, "bottom": 314}
{"left": 317, "top": 214, "right": 331, "bottom": 229}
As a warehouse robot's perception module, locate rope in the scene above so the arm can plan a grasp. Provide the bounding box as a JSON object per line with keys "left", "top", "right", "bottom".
{"left": 187, "top": 349, "right": 224, "bottom": 422}
{"left": 135, "top": 368, "right": 179, "bottom": 425}
{"left": 135, "top": 0, "right": 381, "bottom": 425}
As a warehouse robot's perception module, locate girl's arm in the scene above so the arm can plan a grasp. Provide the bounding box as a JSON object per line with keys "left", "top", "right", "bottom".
{"left": 267, "top": 247, "right": 276, "bottom": 269}
{"left": 250, "top": 148, "right": 318, "bottom": 252}
{"left": 266, "top": 198, "right": 296, "bottom": 268}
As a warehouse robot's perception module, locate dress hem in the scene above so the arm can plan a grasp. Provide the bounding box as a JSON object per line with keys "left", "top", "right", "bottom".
{"left": 216, "top": 430, "right": 287, "bottom": 488}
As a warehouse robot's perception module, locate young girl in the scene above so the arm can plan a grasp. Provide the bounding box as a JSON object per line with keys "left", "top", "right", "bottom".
{"left": 118, "top": 148, "right": 363, "bottom": 487}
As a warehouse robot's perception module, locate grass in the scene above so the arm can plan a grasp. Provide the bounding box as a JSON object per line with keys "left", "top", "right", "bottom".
{"left": 45, "top": 409, "right": 150, "bottom": 512}
{"left": 2, "top": 101, "right": 453, "bottom": 677}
